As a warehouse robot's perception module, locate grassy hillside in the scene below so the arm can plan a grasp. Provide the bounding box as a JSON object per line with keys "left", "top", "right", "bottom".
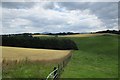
{"left": 3, "top": 61, "right": 56, "bottom": 78}
{"left": 2, "top": 34, "right": 118, "bottom": 78}
{"left": 61, "top": 35, "right": 118, "bottom": 78}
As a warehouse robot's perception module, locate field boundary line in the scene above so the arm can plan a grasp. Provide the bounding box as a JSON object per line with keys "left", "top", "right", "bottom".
{"left": 46, "top": 51, "right": 72, "bottom": 80}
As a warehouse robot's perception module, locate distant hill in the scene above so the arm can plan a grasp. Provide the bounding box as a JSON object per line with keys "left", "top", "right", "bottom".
{"left": 46, "top": 32, "right": 80, "bottom": 35}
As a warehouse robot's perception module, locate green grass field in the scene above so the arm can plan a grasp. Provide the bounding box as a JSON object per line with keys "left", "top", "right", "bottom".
{"left": 61, "top": 34, "right": 118, "bottom": 78}
{"left": 2, "top": 61, "right": 57, "bottom": 78}
{"left": 2, "top": 34, "right": 119, "bottom": 78}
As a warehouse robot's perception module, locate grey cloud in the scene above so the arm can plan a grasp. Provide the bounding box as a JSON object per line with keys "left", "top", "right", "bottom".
{"left": 91, "top": 2, "right": 118, "bottom": 19}
{"left": 58, "top": 2, "right": 118, "bottom": 19}
{"left": 43, "top": 2, "right": 55, "bottom": 9}
{"left": 25, "top": 16, "right": 67, "bottom": 28}
{"left": 58, "top": 2, "right": 118, "bottom": 30}
{"left": 58, "top": 2, "right": 90, "bottom": 10}
{"left": 2, "top": 2, "right": 35, "bottom": 9}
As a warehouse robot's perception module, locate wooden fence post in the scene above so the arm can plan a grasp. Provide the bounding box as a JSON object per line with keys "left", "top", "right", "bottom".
{"left": 54, "top": 67, "right": 57, "bottom": 76}
{"left": 53, "top": 67, "right": 57, "bottom": 80}
{"left": 46, "top": 54, "right": 72, "bottom": 80}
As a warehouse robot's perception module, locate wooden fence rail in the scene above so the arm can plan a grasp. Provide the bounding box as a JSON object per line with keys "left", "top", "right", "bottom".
{"left": 46, "top": 54, "right": 72, "bottom": 80}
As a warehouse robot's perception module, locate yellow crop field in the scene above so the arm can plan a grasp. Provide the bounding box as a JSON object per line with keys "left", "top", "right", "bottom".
{"left": 32, "top": 34, "right": 53, "bottom": 37}
{"left": 2, "top": 46, "right": 71, "bottom": 63}
{"left": 32, "top": 33, "right": 114, "bottom": 38}
{"left": 59, "top": 33, "right": 105, "bottom": 37}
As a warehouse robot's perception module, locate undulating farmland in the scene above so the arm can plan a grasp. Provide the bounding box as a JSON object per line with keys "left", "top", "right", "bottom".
{"left": 2, "top": 46, "right": 71, "bottom": 78}
{"left": 32, "top": 33, "right": 118, "bottom": 78}
{"left": 61, "top": 34, "right": 118, "bottom": 78}
{"left": 2, "top": 33, "right": 118, "bottom": 78}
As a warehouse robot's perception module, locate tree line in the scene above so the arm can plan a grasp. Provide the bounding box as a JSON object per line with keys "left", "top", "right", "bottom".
{"left": 95, "top": 30, "right": 120, "bottom": 34}
{"left": 2, "top": 34, "right": 78, "bottom": 50}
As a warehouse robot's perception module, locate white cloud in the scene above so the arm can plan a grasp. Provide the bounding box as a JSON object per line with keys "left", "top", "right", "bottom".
{"left": 9, "top": 18, "right": 32, "bottom": 28}
{"left": 2, "top": 2, "right": 118, "bottom": 34}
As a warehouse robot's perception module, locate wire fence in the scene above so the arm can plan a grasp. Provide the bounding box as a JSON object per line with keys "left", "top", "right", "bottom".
{"left": 46, "top": 54, "right": 72, "bottom": 80}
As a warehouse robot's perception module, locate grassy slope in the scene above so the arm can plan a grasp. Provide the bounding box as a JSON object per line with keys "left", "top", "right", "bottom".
{"left": 3, "top": 62, "right": 56, "bottom": 78}
{"left": 61, "top": 35, "right": 118, "bottom": 78}
{"left": 2, "top": 34, "right": 118, "bottom": 78}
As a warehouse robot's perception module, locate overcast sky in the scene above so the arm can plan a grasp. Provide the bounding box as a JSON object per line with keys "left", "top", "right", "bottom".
{"left": 2, "top": 2, "right": 118, "bottom": 34}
